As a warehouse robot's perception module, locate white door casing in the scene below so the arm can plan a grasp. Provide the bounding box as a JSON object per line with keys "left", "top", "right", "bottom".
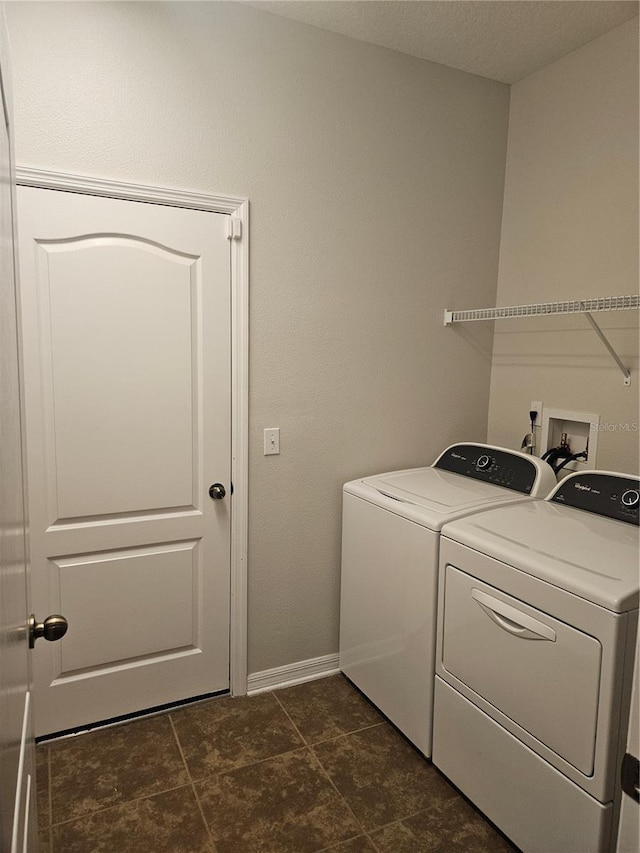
{"left": 0, "top": 32, "right": 38, "bottom": 853}
{"left": 16, "top": 174, "right": 248, "bottom": 735}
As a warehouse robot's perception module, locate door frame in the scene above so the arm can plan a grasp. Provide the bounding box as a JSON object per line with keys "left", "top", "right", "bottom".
{"left": 15, "top": 166, "right": 249, "bottom": 697}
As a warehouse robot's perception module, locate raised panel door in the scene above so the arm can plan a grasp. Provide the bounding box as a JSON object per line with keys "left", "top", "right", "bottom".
{"left": 18, "top": 187, "right": 231, "bottom": 735}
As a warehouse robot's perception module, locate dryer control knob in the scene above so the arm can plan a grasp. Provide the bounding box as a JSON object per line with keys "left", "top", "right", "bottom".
{"left": 476, "top": 455, "right": 492, "bottom": 470}
{"left": 621, "top": 489, "right": 639, "bottom": 508}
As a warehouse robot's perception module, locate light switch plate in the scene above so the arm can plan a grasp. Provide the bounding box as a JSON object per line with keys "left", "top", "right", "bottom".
{"left": 264, "top": 428, "right": 280, "bottom": 455}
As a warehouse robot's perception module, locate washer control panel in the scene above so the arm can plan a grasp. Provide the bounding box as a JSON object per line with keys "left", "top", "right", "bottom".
{"left": 551, "top": 472, "right": 640, "bottom": 525}
{"left": 434, "top": 444, "right": 540, "bottom": 494}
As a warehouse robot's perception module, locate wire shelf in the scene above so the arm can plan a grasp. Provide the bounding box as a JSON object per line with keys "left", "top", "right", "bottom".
{"left": 444, "top": 295, "right": 639, "bottom": 325}
{"left": 443, "top": 294, "right": 639, "bottom": 385}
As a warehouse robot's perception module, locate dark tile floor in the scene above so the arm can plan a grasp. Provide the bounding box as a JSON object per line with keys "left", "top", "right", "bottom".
{"left": 36, "top": 674, "right": 517, "bottom": 852}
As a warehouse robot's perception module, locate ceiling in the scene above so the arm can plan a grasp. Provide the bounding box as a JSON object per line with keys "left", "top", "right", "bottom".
{"left": 241, "top": 1, "right": 639, "bottom": 83}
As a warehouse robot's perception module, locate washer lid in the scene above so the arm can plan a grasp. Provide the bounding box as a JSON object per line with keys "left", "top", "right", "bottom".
{"left": 442, "top": 500, "right": 640, "bottom": 612}
{"left": 345, "top": 467, "right": 531, "bottom": 532}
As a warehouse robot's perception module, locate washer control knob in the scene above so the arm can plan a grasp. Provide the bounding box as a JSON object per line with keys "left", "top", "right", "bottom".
{"left": 476, "top": 455, "right": 492, "bottom": 470}
{"left": 621, "top": 489, "right": 640, "bottom": 508}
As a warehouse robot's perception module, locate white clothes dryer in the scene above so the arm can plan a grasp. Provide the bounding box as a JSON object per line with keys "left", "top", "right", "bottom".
{"left": 433, "top": 470, "right": 639, "bottom": 853}
{"left": 339, "top": 443, "right": 556, "bottom": 757}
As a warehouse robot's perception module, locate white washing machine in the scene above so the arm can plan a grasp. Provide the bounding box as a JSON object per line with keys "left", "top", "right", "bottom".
{"left": 433, "top": 470, "right": 640, "bottom": 853}
{"left": 339, "top": 442, "right": 556, "bottom": 757}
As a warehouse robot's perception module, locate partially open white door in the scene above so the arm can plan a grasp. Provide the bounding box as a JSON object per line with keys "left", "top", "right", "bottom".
{"left": 18, "top": 188, "right": 232, "bottom": 736}
{"left": 0, "top": 26, "right": 37, "bottom": 851}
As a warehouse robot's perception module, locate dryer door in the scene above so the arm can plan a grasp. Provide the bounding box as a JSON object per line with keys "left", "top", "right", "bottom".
{"left": 441, "top": 565, "right": 602, "bottom": 774}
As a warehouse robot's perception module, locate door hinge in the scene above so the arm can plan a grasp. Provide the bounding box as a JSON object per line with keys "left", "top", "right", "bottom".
{"left": 227, "top": 217, "right": 242, "bottom": 240}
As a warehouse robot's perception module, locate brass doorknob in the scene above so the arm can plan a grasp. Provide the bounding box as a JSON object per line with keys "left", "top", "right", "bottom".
{"left": 29, "top": 614, "right": 68, "bottom": 649}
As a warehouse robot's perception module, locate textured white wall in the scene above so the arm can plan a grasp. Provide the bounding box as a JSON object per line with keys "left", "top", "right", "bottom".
{"left": 487, "top": 19, "right": 639, "bottom": 475}
{"left": 6, "top": 1, "right": 510, "bottom": 673}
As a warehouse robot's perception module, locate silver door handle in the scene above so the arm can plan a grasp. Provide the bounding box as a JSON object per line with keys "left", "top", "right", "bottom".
{"left": 28, "top": 614, "right": 68, "bottom": 649}
{"left": 471, "top": 589, "right": 556, "bottom": 642}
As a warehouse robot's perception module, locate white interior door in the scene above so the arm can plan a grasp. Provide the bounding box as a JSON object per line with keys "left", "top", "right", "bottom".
{"left": 0, "top": 50, "right": 37, "bottom": 853}
{"left": 17, "top": 187, "right": 231, "bottom": 736}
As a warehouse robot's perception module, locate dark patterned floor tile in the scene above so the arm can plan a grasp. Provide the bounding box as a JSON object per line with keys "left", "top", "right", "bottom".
{"left": 370, "top": 798, "right": 518, "bottom": 852}
{"left": 313, "top": 723, "right": 448, "bottom": 832}
{"left": 38, "top": 827, "right": 51, "bottom": 853}
{"left": 36, "top": 745, "right": 49, "bottom": 828}
{"left": 196, "top": 747, "right": 362, "bottom": 852}
{"left": 51, "top": 786, "right": 211, "bottom": 853}
{"left": 171, "top": 690, "right": 304, "bottom": 779}
{"left": 49, "top": 714, "right": 188, "bottom": 824}
{"left": 275, "top": 675, "right": 384, "bottom": 744}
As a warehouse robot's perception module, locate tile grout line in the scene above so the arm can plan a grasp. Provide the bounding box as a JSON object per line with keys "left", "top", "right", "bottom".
{"left": 368, "top": 834, "right": 383, "bottom": 853}
{"left": 272, "top": 692, "right": 311, "bottom": 749}
{"left": 313, "top": 797, "right": 451, "bottom": 852}
{"left": 273, "top": 692, "right": 374, "bottom": 849}
{"left": 315, "top": 832, "right": 382, "bottom": 853}
{"left": 306, "top": 715, "right": 389, "bottom": 849}
{"left": 271, "top": 688, "right": 388, "bottom": 748}
{"left": 46, "top": 780, "right": 195, "bottom": 829}
{"left": 315, "top": 826, "right": 384, "bottom": 853}
{"left": 360, "top": 802, "right": 453, "bottom": 840}
{"left": 168, "top": 713, "right": 214, "bottom": 849}
{"left": 310, "top": 754, "right": 374, "bottom": 850}
{"left": 239, "top": 746, "right": 341, "bottom": 785}
{"left": 189, "top": 742, "right": 315, "bottom": 784}
{"left": 312, "top": 720, "right": 388, "bottom": 746}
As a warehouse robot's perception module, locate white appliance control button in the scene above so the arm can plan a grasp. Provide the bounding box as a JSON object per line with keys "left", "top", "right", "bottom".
{"left": 621, "top": 489, "right": 639, "bottom": 507}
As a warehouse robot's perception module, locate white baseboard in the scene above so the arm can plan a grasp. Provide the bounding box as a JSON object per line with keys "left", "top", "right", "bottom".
{"left": 247, "top": 653, "right": 340, "bottom": 696}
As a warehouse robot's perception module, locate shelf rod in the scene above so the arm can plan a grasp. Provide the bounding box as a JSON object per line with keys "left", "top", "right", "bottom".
{"left": 583, "top": 312, "right": 631, "bottom": 386}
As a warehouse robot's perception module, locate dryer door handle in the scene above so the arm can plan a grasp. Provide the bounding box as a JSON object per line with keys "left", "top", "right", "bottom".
{"left": 471, "top": 589, "right": 557, "bottom": 642}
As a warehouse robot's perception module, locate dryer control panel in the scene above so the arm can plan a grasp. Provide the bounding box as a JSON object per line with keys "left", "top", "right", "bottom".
{"left": 434, "top": 444, "right": 543, "bottom": 494}
{"left": 551, "top": 472, "right": 640, "bottom": 526}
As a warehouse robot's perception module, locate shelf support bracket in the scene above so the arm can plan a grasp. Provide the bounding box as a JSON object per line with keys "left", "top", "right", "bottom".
{"left": 583, "top": 312, "right": 631, "bottom": 386}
